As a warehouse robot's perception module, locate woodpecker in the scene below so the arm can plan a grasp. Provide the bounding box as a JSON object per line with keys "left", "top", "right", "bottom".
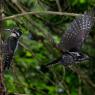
{"left": 40, "top": 9, "right": 95, "bottom": 71}
{"left": 58, "top": 10, "right": 95, "bottom": 65}
{"left": 3, "top": 28, "right": 22, "bottom": 70}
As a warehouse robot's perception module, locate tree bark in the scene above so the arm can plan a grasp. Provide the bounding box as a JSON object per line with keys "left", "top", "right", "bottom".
{"left": 0, "top": 0, "right": 6, "bottom": 94}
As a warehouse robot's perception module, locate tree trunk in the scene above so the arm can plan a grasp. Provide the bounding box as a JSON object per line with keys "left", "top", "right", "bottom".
{"left": 0, "top": 0, "right": 6, "bottom": 94}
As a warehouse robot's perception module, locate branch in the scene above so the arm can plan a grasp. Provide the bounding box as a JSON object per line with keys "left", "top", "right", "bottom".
{"left": 3, "top": 11, "right": 81, "bottom": 21}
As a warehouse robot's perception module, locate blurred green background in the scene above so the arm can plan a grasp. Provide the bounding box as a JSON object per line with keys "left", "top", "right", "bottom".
{"left": 3, "top": 0, "right": 95, "bottom": 95}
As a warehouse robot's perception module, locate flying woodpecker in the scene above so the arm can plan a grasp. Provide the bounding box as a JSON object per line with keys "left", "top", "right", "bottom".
{"left": 40, "top": 9, "right": 95, "bottom": 71}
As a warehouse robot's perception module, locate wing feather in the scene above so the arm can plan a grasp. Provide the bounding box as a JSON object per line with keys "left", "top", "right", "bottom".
{"left": 60, "top": 12, "right": 94, "bottom": 51}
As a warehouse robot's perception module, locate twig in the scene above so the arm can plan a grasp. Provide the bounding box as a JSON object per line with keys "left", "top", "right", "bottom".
{"left": 62, "top": 80, "right": 71, "bottom": 95}
{"left": 19, "top": 42, "right": 35, "bottom": 57}
{"left": 78, "top": 75, "right": 82, "bottom": 95}
{"left": 2, "top": 11, "right": 81, "bottom": 21}
{"left": 8, "top": 93, "right": 29, "bottom": 95}
{"left": 55, "top": 0, "right": 62, "bottom": 12}
{"left": 69, "top": 66, "right": 95, "bottom": 89}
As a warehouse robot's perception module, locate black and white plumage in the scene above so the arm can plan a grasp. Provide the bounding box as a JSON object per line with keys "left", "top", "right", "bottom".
{"left": 59, "top": 11, "right": 94, "bottom": 65}
{"left": 40, "top": 9, "right": 95, "bottom": 71}
{"left": 60, "top": 12, "right": 94, "bottom": 51}
{"left": 3, "top": 28, "right": 22, "bottom": 70}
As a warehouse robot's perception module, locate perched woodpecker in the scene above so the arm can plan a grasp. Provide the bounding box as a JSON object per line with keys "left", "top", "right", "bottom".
{"left": 3, "top": 28, "right": 22, "bottom": 70}
{"left": 40, "top": 9, "right": 95, "bottom": 71}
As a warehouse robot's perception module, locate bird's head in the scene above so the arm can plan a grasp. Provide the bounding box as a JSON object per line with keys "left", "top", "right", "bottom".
{"left": 10, "top": 28, "right": 22, "bottom": 38}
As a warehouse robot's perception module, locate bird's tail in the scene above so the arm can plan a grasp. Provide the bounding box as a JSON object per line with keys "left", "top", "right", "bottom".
{"left": 40, "top": 56, "right": 62, "bottom": 72}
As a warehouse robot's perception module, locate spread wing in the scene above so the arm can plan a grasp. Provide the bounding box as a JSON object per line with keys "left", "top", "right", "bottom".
{"left": 59, "top": 12, "right": 94, "bottom": 52}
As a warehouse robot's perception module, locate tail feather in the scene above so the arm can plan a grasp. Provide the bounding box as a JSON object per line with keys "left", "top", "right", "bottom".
{"left": 40, "top": 57, "right": 62, "bottom": 72}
